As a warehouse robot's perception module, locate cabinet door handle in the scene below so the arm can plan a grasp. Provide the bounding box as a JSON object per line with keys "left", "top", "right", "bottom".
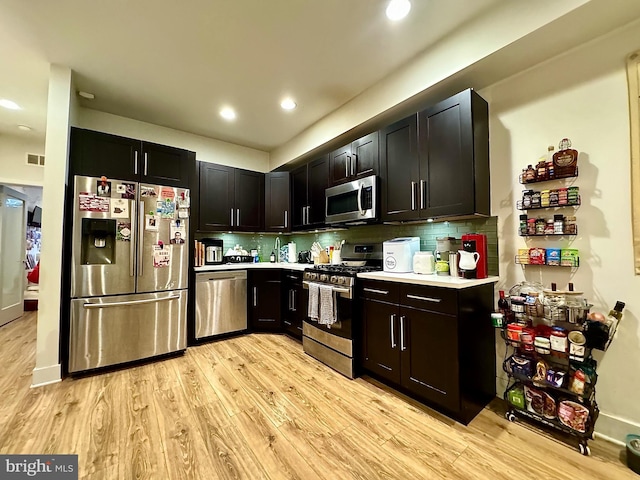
{"left": 284, "top": 210, "right": 288, "bottom": 228}
{"left": 406, "top": 294, "right": 442, "bottom": 303}
{"left": 230, "top": 208, "right": 234, "bottom": 227}
{"left": 345, "top": 156, "right": 350, "bottom": 179}
{"left": 144, "top": 152, "right": 148, "bottom": 176}
{"left": 307, "top": 206, "right": 311, "bottom": 224}
{"left": 411, "top": 182, "right": 417, "bottom": 210}
{"left": 420, "top": 180, "right": 426, "bottom": 210}
{"left": 400, "top": 315, "right": 406, "bottom": 351}
{"left": 253, "top": 287, "right": 257, "bottom": 307}
{"left": 292, "top": 290, "right": 296, "bottom": 311}
{"left": 236, "top": 209, "right": 240, "bottom": 226}
{"left": 134, "top": 151, "right": 138, "bottom": 175}
{"left": 363, "top": 288, "right": 389, "bottom": 295}
{"left": 351, "top": 154, "right": 356, "bottom": 176}
{"left": 390, "top": 314, "right": 396, "bottom": 348}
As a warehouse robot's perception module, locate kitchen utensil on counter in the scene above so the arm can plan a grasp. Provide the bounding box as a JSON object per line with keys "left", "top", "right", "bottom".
{"left": 288, "top": 242, "right": 297, "bottom": 263}
{"left": 435, "top": 260, "right": 449, "bottom": 275}
{"left": 298, "top": 251, "right": 313, "bottom": 264}
{"left": 461, "top": 233, "right": 488, "bottom": 279}
{"left": 331, "top": 249, "right": 342, "bottom": 264}
{"left": 383, "top": 237, "right": 420, "bottom": 273}
{"left": 202, "top": 238, "right": 223, "bottom": 265}
{"left": 449, "top": 251, "right": 460, "bottom": 278}
{"left": 458, "top": 250, "right": 480, "bottom": 271}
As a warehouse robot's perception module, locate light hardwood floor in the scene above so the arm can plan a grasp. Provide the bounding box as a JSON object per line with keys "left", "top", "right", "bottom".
{"left": 0, "top": 312, "right": 634, "bottom": 479}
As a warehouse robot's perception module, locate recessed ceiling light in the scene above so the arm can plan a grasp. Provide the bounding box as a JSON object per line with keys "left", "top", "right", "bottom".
{"left": 78, "top": 91, "right": 95, "bottom": 100}
{"left": 386, "top": 0, "right": 411, "bottom": 20}
{"left": 17, "top": 125, "right": 32, "bottom": 131}
{"left": 0, "top": 99, "right": 21, "bottom": 110}
{"left": 280, "top": 98, "right": 297, "bottom": 110}
{"left": 220, "top": 107, "right": 236, "bottom": 121}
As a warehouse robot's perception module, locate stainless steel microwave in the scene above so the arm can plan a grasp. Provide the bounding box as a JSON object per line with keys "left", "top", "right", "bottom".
{"left": 325, "top": 175, "right": 377, "bottom": 225}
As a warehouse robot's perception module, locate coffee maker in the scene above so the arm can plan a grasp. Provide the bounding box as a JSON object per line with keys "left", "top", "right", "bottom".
{"left": 202, "top": 238, "right": 223, "bottom": 265}
{"left": 460, "top": 233, "right": 488, "bottom": 279}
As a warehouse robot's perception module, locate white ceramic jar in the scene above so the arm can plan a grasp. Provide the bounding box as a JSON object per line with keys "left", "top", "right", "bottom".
{"left": 413, "top": 251, "right": 435, "bottom": 274}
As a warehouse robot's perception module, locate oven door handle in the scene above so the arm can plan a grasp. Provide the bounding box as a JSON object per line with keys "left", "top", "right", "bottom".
{"left": 302, "top": 280, "right": 350, "bottom": 294}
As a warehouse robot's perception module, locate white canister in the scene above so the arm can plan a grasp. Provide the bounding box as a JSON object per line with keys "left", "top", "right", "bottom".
{"left": 287, "top": 242, "right": 297, "bottom": 263}
{"left": 413, "top": 251, "right": 435, "bottom": 274}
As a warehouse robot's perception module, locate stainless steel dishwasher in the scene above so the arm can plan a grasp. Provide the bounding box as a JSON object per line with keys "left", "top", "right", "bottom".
{"left": 195, "top": 270, "right": 247, "bottom": 339}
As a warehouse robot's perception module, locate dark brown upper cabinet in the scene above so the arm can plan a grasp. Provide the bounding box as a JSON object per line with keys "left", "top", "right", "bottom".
{"left": 265, "top": 172, "right": 291, "bottom": 232}
{"left": 329, "top": 131, "right": 379, "bottom": 186}
{"left": 380, "top": 89, "right": 489, "bottom": 222}
{"left": 291, "top": 154, "right": 329, "bottom": 230}
{"left": 198, "top": 162, "right": 264, "bottom": 232}
{"left": 69, "top": 127, "right": 192, "bottom": 188}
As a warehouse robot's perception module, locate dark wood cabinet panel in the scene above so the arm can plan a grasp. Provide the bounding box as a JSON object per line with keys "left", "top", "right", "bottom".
{"left": 329, "top": 132, "right": 379, "bottom": 186}
{"left": 235, "top": 169, "right": 264, "bottom": 231}
{"left": 400, "top": 307, "right": 460, "bottom": 412}
{"left": 291, "top": 154, "right": 329, "bottom": 230}
{"left": 70, "top": 128, "right": 139, "bottom": 181}
{"left": 361, "top": 299, "right": 401, "bottom": 384}
{"left": 282, "top": 271, "right": 305, "bottom": 340}
{"left": 249, "top": 270, "right": 281, "bottom": 331}
{"left": 141, "top": 141, "right": 191, "bottom": 187}
{"left": 198, "top": 162, "right": 234, "bottom": 231}
{"left": 265, "top": 172, "right": 290, "bottom": 232}
{"left": 70, "top": 128, "right": 193, "bottom": 187}
{"left": 307, "top": 155, "right": 329, "bottom": 226}
{"left": 379, "top": 115, "right": 419, "bottom": 221}
{"left": 418, "top": 89, "right": 489, "bottom": 217}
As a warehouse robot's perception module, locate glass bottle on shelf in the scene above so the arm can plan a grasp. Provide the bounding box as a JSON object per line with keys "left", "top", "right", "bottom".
{"left": 553, "top": 138, "right": 579, "bottom": 177}
{"left": 546, "top": 146, "right": 555, "bottom": 179}
{"left": 525, "top": 165, "right": 536, "bottom": 182}
{"left": 605, "top": 301, "right": 625, "bottom": 337}
{"left": 498, "top": 290, "right": 510, "bottom": 316}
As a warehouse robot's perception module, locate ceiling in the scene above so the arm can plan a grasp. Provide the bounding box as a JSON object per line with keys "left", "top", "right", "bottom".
{"left": 0, "top": 0, "right": 506, "bottom": 151}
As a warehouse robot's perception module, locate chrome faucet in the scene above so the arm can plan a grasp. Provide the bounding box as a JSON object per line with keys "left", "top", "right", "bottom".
{"left": 274, "top": 236, "right": 281, "bottom": 263}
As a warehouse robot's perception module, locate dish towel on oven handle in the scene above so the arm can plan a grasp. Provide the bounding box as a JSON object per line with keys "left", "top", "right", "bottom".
{"left": 319, "top": 284, "right": 336, "bottom": 326}
{"left": 308, "top": 282, "right": 319, "bottom": 320}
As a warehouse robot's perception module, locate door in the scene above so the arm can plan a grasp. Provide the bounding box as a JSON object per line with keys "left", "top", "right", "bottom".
{"left": 0, "top": 187, "right": 27, "bottom": 326}
{"left": 362, "top": 299, "right": 400, "bottom": 383}
{"left": 70, "top": 128, "right": 139, "bottom": 181}
{"left": 380, "top": 114, "right": 420, "bottom": 221}
{"left": 291, "top": 164, "right": 307, "bottom": 229}
{"left": 418, "top": 90, "right": 474, "bottom": 217}
{"left": 199, "top": 162, "right": 234, "bottom": 231}
{"left": 307, "top": 154, "right": 329, "bottom": 226}
{"left": 400, "top": 307, "right": 460, "bottom": 411}
{"left": 249, "top": 270, "right": 281, "bottom": 331}
{"left": 71, "top": 175, "right": 137, "bottom": 298}
{"left": 141, "top": 142, "right": 191, "bottom": 188}
{"left": 265, "top": 172, "right": 290, "bottom": 232}
{"left": 235, "top": 169, "right": 264, "bottom": 231}
{"left": 351, "top": 132, "right": 378, "bottom": 179}
{"left": 330, "top": 144, "right": 351, "bottom": 186}
{"left": 138, "top": 184, "right": 189, "bottom": 293}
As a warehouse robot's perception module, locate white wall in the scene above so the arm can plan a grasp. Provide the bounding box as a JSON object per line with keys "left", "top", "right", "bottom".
{"left": 0, "top": 135, "right": 45, "bottom": 186}
{"left": 33, "top": 65, "right": 76, "bottom": 387}
{"left": 76, "top": 108, "right": 270, "bottom": 172}
{"left": 480, "top": 18, "right": 640, "bottom": 442}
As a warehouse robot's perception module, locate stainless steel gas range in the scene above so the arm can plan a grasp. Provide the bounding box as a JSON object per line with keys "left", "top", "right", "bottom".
{"left": 302, "top": 243, "right": 382, "bottom": 378}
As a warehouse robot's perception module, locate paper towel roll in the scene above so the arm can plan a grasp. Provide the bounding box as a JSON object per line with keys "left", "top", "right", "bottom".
{"left": 288, "top": 242, "right": 297, "bottom": 263}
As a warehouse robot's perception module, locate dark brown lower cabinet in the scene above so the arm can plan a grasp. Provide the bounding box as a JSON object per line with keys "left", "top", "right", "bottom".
{"left": 360, "top": 279, "right": 495, "bottom": 424}
{"left": 282, "top": 271, "right": 307, "bottom": 340}
{"left": 249, "top": 270, "right": 281, "bottom": 331}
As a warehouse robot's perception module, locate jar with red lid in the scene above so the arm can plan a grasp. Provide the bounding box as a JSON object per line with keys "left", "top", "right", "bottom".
{"left": 550, "top": 327, "right": 568, "bottom": 357}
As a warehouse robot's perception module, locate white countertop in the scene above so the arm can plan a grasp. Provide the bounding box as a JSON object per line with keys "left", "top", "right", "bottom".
{"left": 356, "top": 271, "right": 499, "bottom": 289}
{"left": 194, "top": 262, "right": 309, "bottom": 272}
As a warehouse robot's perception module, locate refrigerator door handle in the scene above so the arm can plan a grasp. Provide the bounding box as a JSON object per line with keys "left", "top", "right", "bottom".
{"left": 83, "top": 294, "right": 180, "bottom": 309}
{"left": 138, "top": 201, "right": 145, "bottom": 277}
{"left": 130, "top": 197, "right": 136, "bottom": 277}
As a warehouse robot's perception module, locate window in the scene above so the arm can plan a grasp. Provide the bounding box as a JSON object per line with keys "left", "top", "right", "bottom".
{"left": 628, "top": 50, "right": 640, "bottom": 274}
{"left": 26, "top": 153, "right": 45, "bottom": 166}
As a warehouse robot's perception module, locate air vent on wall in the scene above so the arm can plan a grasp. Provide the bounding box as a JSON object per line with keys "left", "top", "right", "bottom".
{"left": 26, "top": 153, "right": 45, "bottom": 166}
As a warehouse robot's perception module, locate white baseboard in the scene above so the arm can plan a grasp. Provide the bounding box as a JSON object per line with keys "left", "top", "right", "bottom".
{"left": 31, "top": 363, "right": 62, "bottom": 387}
{"left": 595, "top": 412, "right": 640, "bottom": 444}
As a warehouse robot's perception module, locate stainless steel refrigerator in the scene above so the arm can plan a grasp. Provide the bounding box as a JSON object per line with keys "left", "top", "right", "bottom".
{"left": 68, "top": 175, "right": 189, "bottom": 373}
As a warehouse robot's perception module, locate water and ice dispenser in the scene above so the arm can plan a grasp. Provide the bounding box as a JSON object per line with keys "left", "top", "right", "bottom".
{"left": 81, "top": 218, "right": 117, "bottom": 265}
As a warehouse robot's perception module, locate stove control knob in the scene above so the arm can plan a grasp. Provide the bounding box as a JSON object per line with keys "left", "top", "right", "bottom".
{"left": 337, "top": 277, "right": 345, "bottom": 285}
{"left": 330, "top": 276, "right": 337, "bottom": 284}
{"left": 320, "top": 274, "right": 328, "bottom": 282}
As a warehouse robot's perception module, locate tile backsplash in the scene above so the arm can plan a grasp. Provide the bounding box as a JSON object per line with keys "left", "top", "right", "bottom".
{"left": 194, "top": 216, "right": 498, "bottom": 275}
